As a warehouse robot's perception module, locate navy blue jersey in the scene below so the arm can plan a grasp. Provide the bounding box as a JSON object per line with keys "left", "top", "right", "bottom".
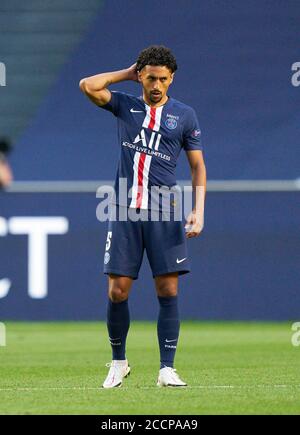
{"left": 100, "top": 91, "right": 202, "bottom": 210}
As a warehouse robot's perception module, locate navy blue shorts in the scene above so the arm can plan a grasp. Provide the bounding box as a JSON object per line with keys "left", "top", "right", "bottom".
{"left": 103, "top": 205, "right": 190, "bottom": 279}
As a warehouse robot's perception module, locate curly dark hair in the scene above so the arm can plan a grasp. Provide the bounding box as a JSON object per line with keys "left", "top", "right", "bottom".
{"left": 136, "top": 45, "right": 177, "bottom": 73}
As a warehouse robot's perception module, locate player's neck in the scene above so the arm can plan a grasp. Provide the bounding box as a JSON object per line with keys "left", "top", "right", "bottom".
{"left": 142, "top": 93, "right": 169, "bottom": 108}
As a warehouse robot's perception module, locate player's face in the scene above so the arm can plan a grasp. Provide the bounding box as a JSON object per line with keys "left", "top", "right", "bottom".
{"left": 138, "top": 65, "right": 174, "bottom": 105}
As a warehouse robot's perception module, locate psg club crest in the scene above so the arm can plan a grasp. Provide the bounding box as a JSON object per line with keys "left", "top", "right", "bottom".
{"left": 165, "top": 118, "right": 177, "bottom": 130}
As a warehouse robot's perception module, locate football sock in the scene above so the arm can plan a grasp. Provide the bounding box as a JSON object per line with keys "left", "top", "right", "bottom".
{"left": 157, "top": 295, "right": 180, "bottom": 369}
{"left": 107, "top": 298, "right": 130, "bottom": 360}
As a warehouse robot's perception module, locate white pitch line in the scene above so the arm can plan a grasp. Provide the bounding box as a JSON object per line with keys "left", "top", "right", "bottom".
{"left": 0, "top": 385, "right": 299, "bottom": 392}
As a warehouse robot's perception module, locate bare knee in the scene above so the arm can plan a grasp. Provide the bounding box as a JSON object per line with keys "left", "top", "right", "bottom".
{"left": 108, "top": 275, "right": 132, "bottom": 303}
{"left": 155, "top": 273, "right": 178, "bottom": 298}
{"left": 157, "top": 286, "right": 177, "bottom": 298}
{"left": 156, "top": 277, "right": 178, "bottom": 298}
{"left": 108, "top": 286, "right": 129, "bottom": 303}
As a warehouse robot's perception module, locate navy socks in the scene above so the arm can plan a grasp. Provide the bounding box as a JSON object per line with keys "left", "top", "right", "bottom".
{"left": 157, "top": 296, "right": 180, "bottom": 369}
{"left": 107, "top": 296, "right": 180, "bottom": 367}
{"left": 107, "top": 299, "right": 130, "bottom": 360}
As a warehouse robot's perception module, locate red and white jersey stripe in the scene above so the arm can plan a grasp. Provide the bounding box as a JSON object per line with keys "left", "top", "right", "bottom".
{"left": 142, "top": 105, "right": 163, "bottom": 132}
{"left": 130, "top": 105, "right": 163, "bottom": 209}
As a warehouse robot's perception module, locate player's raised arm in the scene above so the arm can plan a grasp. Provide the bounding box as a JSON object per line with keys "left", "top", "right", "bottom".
{"left": 79, "top": 63, "right": 138, "bottom": 106}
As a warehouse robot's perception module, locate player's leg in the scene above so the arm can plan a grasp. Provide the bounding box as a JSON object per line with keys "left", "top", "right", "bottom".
{"left": 103, "top": 274, "right": 133, "bottom": 389}
{"left": 144, "top": 214, "right": 189, "bottom": 370}
{"left": 143, "top": 212, "right": 188, "bottom": 387}
{"left": 154, "top": 273, "right": 187, "bottom": 387}
{"left": 104, "top": 208, "right": 143, "bottom": 356}
{"left": 155, "top": 272, "right": 180, "bottom": 368}
{"left": 102, "top": 205, "right": 144, "bottom": 388}
{"left": 107, "top": 274, "right": 133, "bottom": 360}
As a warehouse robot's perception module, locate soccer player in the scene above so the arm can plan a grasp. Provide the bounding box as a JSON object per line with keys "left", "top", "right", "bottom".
{"left": 80, "top": 46, "right": 206, "bottom": 388}
{"left": 0, "top": 138, "right": 13, "bottom": 189}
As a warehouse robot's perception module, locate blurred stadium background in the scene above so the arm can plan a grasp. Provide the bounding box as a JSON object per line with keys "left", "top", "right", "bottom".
{"left": 0, "top": 0, "right": 299, "bottom": 322}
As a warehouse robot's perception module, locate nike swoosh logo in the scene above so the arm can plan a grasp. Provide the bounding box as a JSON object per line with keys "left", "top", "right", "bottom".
{"left": 176, "top": 258, "right": 187, "bottom": 264}
{"left": 165, "top": 339, "right": 177, "bottom": 343}
{"left": 130, "top": 108, "right": 144, "bottom": 113}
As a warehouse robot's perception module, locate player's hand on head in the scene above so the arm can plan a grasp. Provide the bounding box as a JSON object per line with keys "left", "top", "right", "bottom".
{"left": 127, "top": 63, "right": 139, "bottom": 82}
{"left": 185, "top": 211, "right": 204, "bottom": 238}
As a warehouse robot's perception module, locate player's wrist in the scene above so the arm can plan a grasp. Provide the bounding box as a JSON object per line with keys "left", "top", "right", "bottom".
{"left": 190, "top": 209, "right": 204, "bottom": 228}
{"left": 192, "top": 208, "right": 203, "bottom": 216}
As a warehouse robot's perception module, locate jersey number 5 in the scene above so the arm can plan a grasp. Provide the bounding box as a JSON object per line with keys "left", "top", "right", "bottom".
{"left": 105, "top": 231, "right": 112, "bottom": 251}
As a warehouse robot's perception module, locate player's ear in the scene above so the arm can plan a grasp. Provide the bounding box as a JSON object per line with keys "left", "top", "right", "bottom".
{"left": 170, "top": 73, "right": 175, "bottom": 84}
{"left": 137, "top": 71, "right": 143, "bottom": 83}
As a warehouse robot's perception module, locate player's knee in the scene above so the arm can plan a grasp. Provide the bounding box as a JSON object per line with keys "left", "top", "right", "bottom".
{"left": 156, "top": 284, "right": 178, "bottom": 298}
{"left": 108, "top": 287, "right": 128, "bottom": 303}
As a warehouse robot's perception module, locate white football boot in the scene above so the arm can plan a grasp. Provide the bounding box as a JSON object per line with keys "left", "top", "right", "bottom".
{"left": 102, "top": 360, "right": 131, "bottom": 389}
{"left": 157, "top": 366, "right": 187, "bottom": 387}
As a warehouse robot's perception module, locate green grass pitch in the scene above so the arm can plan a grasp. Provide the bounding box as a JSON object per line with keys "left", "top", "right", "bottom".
{"left": 0, "top": 321, "right": 299, "bottom": 415}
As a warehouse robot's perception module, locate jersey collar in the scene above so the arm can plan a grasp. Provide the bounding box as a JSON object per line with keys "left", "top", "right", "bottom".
{"left": 139, "top": 95, "right": 172, "bottom": 109}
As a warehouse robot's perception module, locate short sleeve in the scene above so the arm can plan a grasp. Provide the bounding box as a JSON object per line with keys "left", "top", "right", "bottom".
{"left": 99, "top": 91, "right": 122, "bottom": 117}
{"left": 183, "top": 108, "right": 203, "bottom": 151}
